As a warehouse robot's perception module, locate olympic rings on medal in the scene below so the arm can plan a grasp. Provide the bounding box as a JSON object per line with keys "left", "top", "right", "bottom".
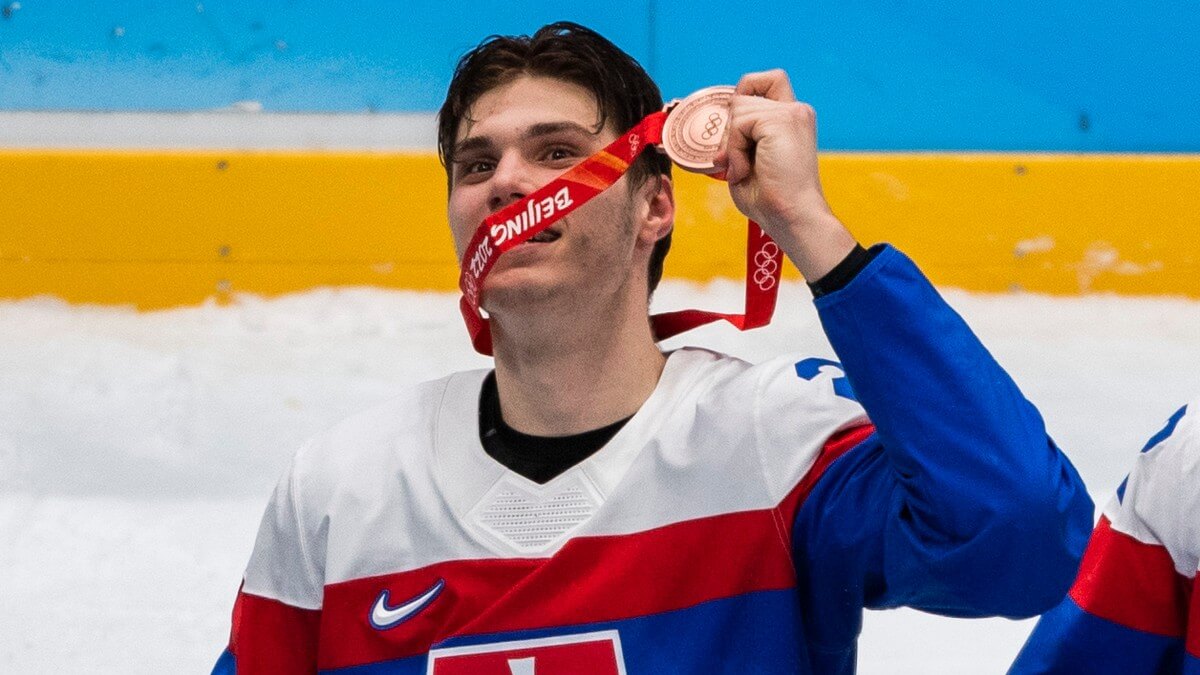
{"left": 700, "top": 112, "right": 725, "bottom": 141}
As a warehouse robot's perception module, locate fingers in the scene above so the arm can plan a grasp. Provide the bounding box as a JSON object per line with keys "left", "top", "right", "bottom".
{"left": 721, "top": 97, "right": 804, "bottom": 185}
{"left": 735, "top": 69, "right": 796, "bottom": 102}
{"left": 716, "top": 69, "right": 811, "bottom": 185}
{"left": 722, "top": 110, "right": 756, "bottom": 185}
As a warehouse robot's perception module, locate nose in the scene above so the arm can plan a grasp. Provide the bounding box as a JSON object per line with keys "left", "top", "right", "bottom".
{"left": 487, "top": 152, "right": 535, "bottom": 212}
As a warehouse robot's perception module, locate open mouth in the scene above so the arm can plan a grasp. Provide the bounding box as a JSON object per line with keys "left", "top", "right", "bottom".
{"left": 527, "top": 229, "right": 561, "bottom": 244}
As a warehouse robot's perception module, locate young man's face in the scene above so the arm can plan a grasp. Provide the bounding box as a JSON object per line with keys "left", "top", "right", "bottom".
{"left": 446, "top": 75, "right": 667, "bottom": 315}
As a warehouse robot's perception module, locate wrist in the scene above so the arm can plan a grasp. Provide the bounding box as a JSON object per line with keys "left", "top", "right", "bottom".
{"left": 808, "top": 244, "right": 880, "bottom": 297}
{"left": 773, "top": 212, "right": 859, "bottom": 282}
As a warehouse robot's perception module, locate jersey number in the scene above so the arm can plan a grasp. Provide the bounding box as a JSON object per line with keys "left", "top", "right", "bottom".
{"left": 794, "top": 358, "right": 857, "bottom": 401}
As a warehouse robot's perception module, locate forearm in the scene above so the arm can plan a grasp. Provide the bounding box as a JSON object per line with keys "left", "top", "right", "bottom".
{"left": 813, "top": 245, "right": 1092, "bottom": 614}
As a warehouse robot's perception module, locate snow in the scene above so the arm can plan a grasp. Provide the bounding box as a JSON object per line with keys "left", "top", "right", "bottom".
{"left": 3, "top": 279, "right": 1199, "bottom": 673}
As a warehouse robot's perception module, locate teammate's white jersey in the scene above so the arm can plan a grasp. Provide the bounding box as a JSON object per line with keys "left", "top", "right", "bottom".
{"left": 1013, "top": 401, "right": 1200, "bottom": 674}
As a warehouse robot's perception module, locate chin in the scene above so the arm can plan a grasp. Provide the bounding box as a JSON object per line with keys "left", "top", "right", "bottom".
{"left": 480, "top": 269, "right": 563, "bottom": 311}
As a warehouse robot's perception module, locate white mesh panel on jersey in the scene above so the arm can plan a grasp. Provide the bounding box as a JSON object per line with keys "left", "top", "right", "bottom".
{"left": 468, "top": 475, "right": 602, "bottom": 553}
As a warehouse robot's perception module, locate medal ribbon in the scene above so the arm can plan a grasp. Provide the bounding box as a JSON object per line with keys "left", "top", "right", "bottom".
{"left": 458, "top": 109, "right": 783, "bottom": 356}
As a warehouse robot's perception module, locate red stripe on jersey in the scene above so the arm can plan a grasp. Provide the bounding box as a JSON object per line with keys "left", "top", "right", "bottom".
{"left": 1069, "top": 516, "right": 1192, "bottom": 638}
{"left": 319, "top": 507, "right": 795, "bottom": 669}
{"left": 320, "top": 558, "right": 539, "bottom": 669}
{"left": 314, "top": 424, "right": 875, "bottom": 671}
{"left": 229, "top": 586, "right": 322, "bottom": 674}
{"left": 775, "top": 424, "right": 876, "bottom": 535}
{"left": 1188, "top": 575, "right": 1199, "bottom": 658}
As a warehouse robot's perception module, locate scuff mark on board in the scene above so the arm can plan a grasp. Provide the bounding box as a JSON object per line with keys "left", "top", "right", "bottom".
{"left": 1072, "top": 241, "right": 1163, "bottom": 291}
{"left": 1014, "top": 235, "right": 1055, "bottom": 258}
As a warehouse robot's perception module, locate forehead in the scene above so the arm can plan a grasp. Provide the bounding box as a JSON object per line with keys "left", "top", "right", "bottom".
{"left": 456, "top": 75, "right": 606, "bottom": 143}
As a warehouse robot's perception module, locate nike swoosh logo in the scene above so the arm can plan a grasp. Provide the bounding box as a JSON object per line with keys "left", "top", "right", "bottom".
{"left": 369, "top": 578, "right": 445, "bottom": 630}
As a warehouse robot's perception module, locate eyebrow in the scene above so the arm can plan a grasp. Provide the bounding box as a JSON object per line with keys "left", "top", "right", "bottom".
{"left": 451, "top": 120, "right": 599, "bottom": 161}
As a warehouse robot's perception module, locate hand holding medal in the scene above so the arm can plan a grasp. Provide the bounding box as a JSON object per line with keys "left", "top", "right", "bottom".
{"left": 714, "top": 70, "right": 857, "bottom": 285}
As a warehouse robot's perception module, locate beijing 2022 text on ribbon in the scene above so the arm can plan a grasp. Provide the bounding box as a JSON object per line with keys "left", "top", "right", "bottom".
{"left": 457, "top": 86, "right": 784, "bottom": 356}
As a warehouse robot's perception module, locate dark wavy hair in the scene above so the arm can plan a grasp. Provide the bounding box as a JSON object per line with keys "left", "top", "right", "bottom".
{"left": 438, "top": 22, "right": 673, "bottom": 293}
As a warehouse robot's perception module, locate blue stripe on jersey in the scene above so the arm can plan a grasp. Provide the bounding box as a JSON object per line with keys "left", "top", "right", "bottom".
{"left": 1141, "top": 405, "right": 1189, "bottom": 453}
{"left": 1119, "top": 404, "right": 1189, "bottom": 503}
{"left": 1009, "top": 596, "right": 1185, "bottom": 674}
{"left": 1187, "top": 652, "right": 1200, "bottom": 675}
{"left": 211, "top": 648, "right": 234, "bottom": 674}
{"left": 322, "top": 588, "right": 807, "bottom": 674}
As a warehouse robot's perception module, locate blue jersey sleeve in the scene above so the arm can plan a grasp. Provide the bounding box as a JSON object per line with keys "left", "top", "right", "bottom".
{"left": 791, "top": 245, "right": 1093, "bottom": 656}
{"left": 211, "top": 648, "right": 235, "bottom": 674}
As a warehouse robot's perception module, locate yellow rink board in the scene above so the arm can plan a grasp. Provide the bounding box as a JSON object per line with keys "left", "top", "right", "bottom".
{"left": 2, "top": 150, "right": 1198, "bottom": 308}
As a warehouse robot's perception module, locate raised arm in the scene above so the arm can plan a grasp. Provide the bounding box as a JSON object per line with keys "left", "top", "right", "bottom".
{"left": 716, "top": 68, "right": 1093, "bottom": 663}
{"left": 799, "top": 243, "right": 1092, "bottom": 614}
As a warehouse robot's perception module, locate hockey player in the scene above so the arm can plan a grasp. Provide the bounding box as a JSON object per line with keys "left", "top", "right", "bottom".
{"left": 213, "top": 22, "right": 1092, "bottom": 674}
{"left": 1011, "top": 402, "right": 1200, "bottom": 674}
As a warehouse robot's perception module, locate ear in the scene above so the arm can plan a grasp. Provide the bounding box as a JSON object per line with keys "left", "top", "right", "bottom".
{"left": 635, "top": 174, "right": 675, "bottom": 249}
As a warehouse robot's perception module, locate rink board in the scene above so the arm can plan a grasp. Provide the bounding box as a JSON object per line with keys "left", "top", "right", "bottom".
{"left": 3, "top": 150, "right": 1199, "bottom": 307}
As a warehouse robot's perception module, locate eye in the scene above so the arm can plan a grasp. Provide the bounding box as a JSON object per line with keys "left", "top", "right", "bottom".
{"left": 455, "top": 158, "right": 495, "bottom": 182}
{"left": 542, "top": 146, "right": 579, "bottom": 163}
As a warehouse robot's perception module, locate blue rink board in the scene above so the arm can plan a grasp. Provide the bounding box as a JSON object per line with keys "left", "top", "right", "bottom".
{"left": 1, "top": 0, "right": 1197, "bottom": 151}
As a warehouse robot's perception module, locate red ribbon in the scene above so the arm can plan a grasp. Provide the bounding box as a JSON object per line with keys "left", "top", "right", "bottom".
{"left": 457, "top": 110, "right": 783, "bottom": 356}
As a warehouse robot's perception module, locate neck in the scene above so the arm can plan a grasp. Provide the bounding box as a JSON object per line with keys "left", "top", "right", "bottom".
{"left": 489, "top": 292, "right": 667, "bottom": 437}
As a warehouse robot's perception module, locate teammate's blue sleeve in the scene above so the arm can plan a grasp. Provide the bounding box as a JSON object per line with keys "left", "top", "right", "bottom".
{"left": 791, "top": 245, "right": 1093, "bottom": 661}
{"left": 211, "top": 648, "right": 235, "bottom": 674}
{"left": 1008, "top": 583, "right": 1190, "bottom": 674}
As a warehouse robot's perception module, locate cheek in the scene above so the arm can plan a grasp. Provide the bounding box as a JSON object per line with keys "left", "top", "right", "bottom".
{"left": 569, "top": 203, "right": 638, "bottom": 265}
{"left": 446, "top": 193, "right": 482, "bottom": 258}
